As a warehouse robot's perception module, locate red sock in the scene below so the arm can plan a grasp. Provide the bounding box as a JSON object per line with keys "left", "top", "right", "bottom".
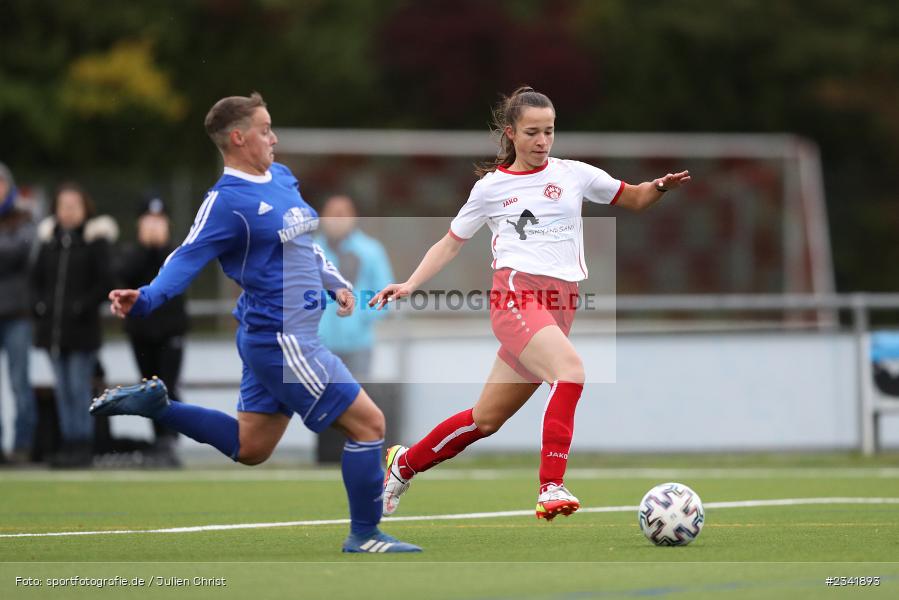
{"left": 402, "top": 408, "right": 487, "bottom": 476}
{"left": 539, "top": 381, "right": 583, "bottom": 489}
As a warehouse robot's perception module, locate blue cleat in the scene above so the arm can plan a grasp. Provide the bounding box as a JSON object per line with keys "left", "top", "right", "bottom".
{"left": 341, "top": 529, "right": 422, "bottom": 553}
{"left": 89, "top": 377, "right": 170, "bottom": 419}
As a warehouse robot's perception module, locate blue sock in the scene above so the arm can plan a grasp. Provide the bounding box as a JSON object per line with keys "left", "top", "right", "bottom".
{"left": 341, "top": 439, "right": 384, "bottom": 536}
{"left": 156, "top": 403, "right": 240, "bottom": 461}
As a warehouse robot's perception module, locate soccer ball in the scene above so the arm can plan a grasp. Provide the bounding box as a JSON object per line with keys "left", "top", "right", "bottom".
{"left": 638, "top": 482, "right": 704, "bottom": 546}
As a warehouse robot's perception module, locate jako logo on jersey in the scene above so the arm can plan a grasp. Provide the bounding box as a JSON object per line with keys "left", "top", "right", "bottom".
{"left": 543, "top": 183, "right": 563, "bottom": 200}
{"left": 502, "top": 196, "right": 518, "bottom": 208}
{"left": 506, "top": 209, "right": 539, "bottom": 240}
{"left": 278, "top": 206, "right": 319, "bottom": 243}
{"left": 546, "top": 451, "right": 568, "bottom": 459}
{"left": 258, "top": 201, "right": 273, "bottom": 215}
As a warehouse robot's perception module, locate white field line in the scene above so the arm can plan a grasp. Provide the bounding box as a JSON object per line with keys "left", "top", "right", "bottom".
{"left": 2, "top": 497, "right": 898, "bottom": 540}
{"left": 5, "top": 467, "right": 899, "bottom": 483}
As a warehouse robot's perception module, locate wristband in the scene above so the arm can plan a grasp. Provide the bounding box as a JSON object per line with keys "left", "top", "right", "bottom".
{"left": 654, "top": 181, "right": 668, "bottom": 192}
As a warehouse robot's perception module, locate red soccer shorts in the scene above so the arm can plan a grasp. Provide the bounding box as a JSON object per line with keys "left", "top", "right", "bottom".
{"left": 489, "top": 268, "right": 579, "bottom": 383}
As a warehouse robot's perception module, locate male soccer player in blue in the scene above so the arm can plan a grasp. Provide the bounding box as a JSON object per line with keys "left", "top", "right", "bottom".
{"left": 90, "top": 93, "right": 421, "bottom": 553}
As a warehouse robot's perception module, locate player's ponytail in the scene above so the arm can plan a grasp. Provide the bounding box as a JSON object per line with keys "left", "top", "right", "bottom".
{"left": 475, "top": 86, "right": 554, "bottom": 178}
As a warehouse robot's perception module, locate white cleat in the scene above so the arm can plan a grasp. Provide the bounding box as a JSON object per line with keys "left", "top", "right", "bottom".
{"left": 383, "top": 445, "right": 411, "bottom": 516}
{"left": 536, "top": 483, "right": 580, "bottom": 521}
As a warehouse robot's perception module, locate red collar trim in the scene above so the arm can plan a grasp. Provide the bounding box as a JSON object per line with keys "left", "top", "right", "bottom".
{"left": 497, "top": 160, "right": 550, "bottom": 175}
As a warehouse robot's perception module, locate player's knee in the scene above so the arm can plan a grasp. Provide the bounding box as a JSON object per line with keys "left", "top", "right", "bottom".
{"left": 368, "top": 408, "right": 386, "bottom": 440}
{"left": 472, "top": 415, "right": 503, "bottom": 437}
{"left": 554, "top": 354, "right": 585, "bottom": 385}
{"left": 348, "top": 406, "right": 386, "bottom": 442}
{"left": 237, "top": 444, "right": 273, "bottom": 466}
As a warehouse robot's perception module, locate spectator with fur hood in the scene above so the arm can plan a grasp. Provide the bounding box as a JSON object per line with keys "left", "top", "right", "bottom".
{"left": 31, "top": 182, "right": 117, "bottom": 467}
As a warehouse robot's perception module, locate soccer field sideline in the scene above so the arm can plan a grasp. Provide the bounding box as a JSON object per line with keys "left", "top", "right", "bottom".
{"left": 3, "top": 497, "right": 898, "bottom": 539}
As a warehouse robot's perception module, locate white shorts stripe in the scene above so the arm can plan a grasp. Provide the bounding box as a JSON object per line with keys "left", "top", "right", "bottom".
{"left": 277, "top": 333, "right": 321, "bottom": 398}
{"left": 276, "top": 333, "right": 322, "bottom": 399}
{"left": 288, "top": 335, "right": 326, "bottom": 391}
{"left": 432, "top": 423, "right": 478, "bottom": 453}
{"left": 286, "top": 334, "right": 325, "bottom": 396}
{"left": 508, "top": 269, "right": 517, "bottom": 292}
{"left": 283, "top": 334, "right": 325, "bottom": 394}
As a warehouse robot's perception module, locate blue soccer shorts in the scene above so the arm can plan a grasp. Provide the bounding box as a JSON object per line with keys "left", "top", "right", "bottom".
{"left": 235, "top": 327, "right": 361, "bottom": 433}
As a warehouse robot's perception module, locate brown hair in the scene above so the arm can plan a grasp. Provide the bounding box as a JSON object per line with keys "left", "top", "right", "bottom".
{"left": 204, "top": 92, "right": 267, "bottom": 151}
{"left": 53, "top": 181, "right": 96, "bottom": 219}
{"left": 475, "top": 86, "right": 555, "bottom": 177}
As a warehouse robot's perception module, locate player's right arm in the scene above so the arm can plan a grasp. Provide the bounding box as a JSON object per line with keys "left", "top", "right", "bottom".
{"left": 371, "top": 184, "right": 485, "bottom": 309}
{"left": 109, "top": 288, "right": 141, "bottom": 318}
{"left": 110, "top": 190, "right": 237, "bottom": 318}
{"left": 370, "top": 233, "right": 464, "bottom": 309}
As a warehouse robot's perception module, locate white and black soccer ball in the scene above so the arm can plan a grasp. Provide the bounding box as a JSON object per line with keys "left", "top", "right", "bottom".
{"left": 638, "top": 482, "right": 704, "bottom": 546}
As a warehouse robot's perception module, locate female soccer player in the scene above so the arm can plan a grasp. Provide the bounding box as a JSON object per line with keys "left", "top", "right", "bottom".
{"left": 372, "top": 86, "right": 690, "bottom": 520}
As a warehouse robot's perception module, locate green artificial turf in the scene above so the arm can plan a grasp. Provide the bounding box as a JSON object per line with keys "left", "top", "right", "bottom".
{"left": 1, "top": 454, "right": 898, "bottom": 598}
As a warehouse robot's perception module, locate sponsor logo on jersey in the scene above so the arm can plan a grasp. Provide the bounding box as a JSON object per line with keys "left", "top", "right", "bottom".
{"left": 278, "top": 206, "right": 319, "bottom": 242}
{"left": 258, "top": 201, "right": 273, "bottom": 215}
{"left": 506, "top": 210, "right": 576, "bottom": 241}
{"left": 502, "top": 196, "right": 519, "bottom": 208}
{"left": 543, "top": 183, "right": 563, "bottom": 200}
{"left": 507, "top": 209, "right": 539, "bottom": 240}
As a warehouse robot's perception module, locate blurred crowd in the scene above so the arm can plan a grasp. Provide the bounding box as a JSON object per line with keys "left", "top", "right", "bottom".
{"left": 0, "top": 161, "right": 392, "bottom": 469}
{"left": 0, "top": 161, "right": 186, "bottom": 468}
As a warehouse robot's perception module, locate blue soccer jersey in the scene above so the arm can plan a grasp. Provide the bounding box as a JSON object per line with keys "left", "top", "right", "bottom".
{"left": 131, "top": 163, "right": 360, "bottom": 427}
{"left": 131, "top": 163, "right": 350, "bottom": 339}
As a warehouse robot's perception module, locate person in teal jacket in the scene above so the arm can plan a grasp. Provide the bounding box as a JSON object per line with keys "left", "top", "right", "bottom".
{"left": 316, "top": 195, "right": 393, "bottom": 379}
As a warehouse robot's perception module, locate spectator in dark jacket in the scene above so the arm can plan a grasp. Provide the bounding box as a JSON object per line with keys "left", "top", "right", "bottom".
{"left": 117, "top": 197, "right": 188, "bottom": 466}
{"left": 0, "top": 161, "right": 37, "bottom": 464}
{"left": 31, "top": 182, "right": 117, "bottom": 466}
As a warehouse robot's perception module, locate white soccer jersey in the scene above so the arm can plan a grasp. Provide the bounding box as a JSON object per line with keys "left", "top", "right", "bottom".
{"left": 449, "top": 157, "right": 624, "bottom": 281}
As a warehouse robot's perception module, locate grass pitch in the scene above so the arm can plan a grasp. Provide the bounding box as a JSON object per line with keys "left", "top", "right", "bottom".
{"left": 2, "top": 453, "right": 899, "bottom": 598}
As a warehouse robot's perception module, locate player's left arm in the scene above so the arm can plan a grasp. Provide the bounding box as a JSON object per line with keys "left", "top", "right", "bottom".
{"left": 312, "top": 242, "right": 354, "bottom": 316}
{"left": 615, "top": 171, "right": 691, "bottom": 212}
{"left": 334, "top": 287, "right": 355, "bottom": 317}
